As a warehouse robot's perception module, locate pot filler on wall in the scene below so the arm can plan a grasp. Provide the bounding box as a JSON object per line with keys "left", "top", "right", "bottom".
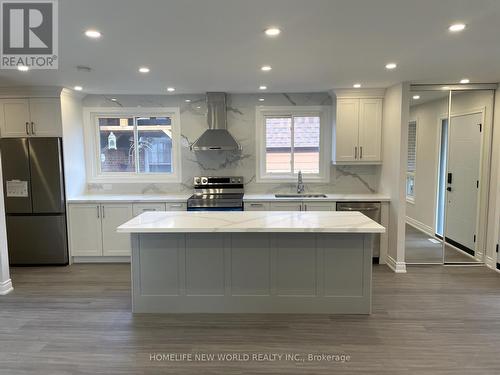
{"left": 190, "top": 92, "right": 241, "bottom": 151}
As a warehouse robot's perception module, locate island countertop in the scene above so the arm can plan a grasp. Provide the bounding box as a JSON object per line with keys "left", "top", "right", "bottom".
{"left": 117, "top": 211, "right": 385, "bottom": 234}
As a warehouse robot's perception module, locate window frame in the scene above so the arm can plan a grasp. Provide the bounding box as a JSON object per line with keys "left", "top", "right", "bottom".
{"left": 83, "top": 107, "right": 182, "bottom": 183}
{"left": 406, "top": 120, "right": 418, "bottom": 203}
{"left": 255, "top": 106, "right": 330, "bottom": 183}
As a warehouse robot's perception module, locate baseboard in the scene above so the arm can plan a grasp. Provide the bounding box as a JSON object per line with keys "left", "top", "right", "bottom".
{"left": 72, "top": 256, "right": 130, "bottom": 263}
{"left": 406, "top": 216, "right": 434, "bottom": 237}
{"left": 485, "top": 256, "right": 496, "bottom": 269}
{"left": 386, "top": 254, "right": 407, "bottom": 273}
{"left": 0, "top": 279, "right": 13, "bottom": 295}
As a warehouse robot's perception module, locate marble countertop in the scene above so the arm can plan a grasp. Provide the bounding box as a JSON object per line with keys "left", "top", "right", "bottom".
{"left": 68, "top": 193, "right": 390, "bottom": 203}
{"left": 117, "top": 211, "right": 386, "bottom": 234}
{"left": 67, "top": 194, "right": 191, "bottom": 203}
{"left": 243, "top": 193, "right": 390, "bottom": 202}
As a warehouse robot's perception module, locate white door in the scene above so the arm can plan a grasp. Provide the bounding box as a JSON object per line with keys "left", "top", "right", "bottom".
{"left": 358, "top": 99, "right": 382, "bottom": 162}
{"left": 335, "top": 99, "right": 359, "bottom": 162}
{"left": 68, "top": 204, "right": 103, "bottom": 256}
{"left": 303, "top": 202, "right": 336, "bottom": 211}
{"left": 101, "top": 203, "right": 134, "bottom": 256}
{"left": 28, "top": 98, "right": 62, "bottom": 137}
{"left": 132, "top": 203, "right": 166, "bottom": 216}
{"left": 0, "top": 99, "right": 31, "bottom": 137}
{"left": 269, "top": 202, "right": 303, "bottom": 211}
{"left": 445, "top": 112, "right": 482, "bottom": 252}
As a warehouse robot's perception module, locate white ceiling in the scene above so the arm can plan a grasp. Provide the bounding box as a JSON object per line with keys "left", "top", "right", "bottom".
{"left": 1, "top": 0, "right": 500, "bottom": 94}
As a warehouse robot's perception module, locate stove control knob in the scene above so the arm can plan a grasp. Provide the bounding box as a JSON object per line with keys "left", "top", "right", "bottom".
{"left": 194, "top": 177, "right": 201, "bottom": 184}
{"left": 201, "top": 177, "right": 208, "bottom": 184}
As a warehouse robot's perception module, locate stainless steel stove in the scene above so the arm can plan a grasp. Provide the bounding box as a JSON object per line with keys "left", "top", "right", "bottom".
{"left": 187, "top": 176, "right": 244, "bottom": 211}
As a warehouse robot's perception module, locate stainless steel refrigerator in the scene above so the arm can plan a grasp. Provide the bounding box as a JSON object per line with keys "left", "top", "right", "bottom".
{"left": 1, "top": 138, "right": 68, "bottom": 265}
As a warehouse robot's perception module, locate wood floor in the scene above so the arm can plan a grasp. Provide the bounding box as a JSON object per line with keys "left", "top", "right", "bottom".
{"left": 1, "top": 264, "right": 500, "bottom": 374}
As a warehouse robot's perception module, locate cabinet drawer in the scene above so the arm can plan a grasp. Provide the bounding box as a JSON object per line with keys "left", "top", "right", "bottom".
{"left": 132, "top": 203, "right": 166, "bottom": 216}
{"left": 244, "top": 202, "right": 270, "bottom": 211}
{"left": 166, "top": 202, "right": 187, "bottom": 211}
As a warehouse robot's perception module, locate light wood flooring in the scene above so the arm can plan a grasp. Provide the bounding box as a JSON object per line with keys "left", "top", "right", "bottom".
{"left": 1, "top": 263, "right": 500, "bottom": 374}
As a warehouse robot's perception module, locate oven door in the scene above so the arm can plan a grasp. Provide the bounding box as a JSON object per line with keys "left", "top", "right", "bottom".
{"left": 187, "top": 206, "right": 243, "bottom": 212}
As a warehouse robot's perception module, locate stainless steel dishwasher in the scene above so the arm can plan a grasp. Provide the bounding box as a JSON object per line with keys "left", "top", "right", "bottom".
{"left": 336, "top": 202, "right": 381, "bottom": 262}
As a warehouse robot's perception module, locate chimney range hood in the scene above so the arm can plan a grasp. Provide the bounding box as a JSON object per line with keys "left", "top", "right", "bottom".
{"left": 190, "top": 92, "right": 241, "bottom": 151}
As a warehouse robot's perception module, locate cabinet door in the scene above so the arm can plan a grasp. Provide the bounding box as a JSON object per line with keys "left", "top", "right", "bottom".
{"left": 335, "top": 99, "right": 359, "bottom": 162}
{"left": 358, "top": 99, "right": 382, "bottom": 162}
{"left": 28, "top": 98, "right": 63, "bottom": 137}
{"left": 0, "top": 99, "right": 31, "bottom": 137}
{"left": 303, "top": 202, "right": 336, "bottom": 211}
{"left": 101, "top": 203, "right": 133, "bottom": 256}
{"left": 165, "top": 202, "right": 187, "bottom": 211}
{"left": 132, "top": 203, "right": 166, "bottom": 216}
{"left": 68, "top": 204, "right": 102, "bottom": 256}
{"left": 244, "top": 201, "right": 270, "bottom": 211}
{"left": 269, "top": 201, "right": 303, "bottom": 211}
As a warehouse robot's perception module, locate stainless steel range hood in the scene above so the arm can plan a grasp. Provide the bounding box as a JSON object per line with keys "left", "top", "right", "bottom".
{"left": 190, "top": 92, "right": 241, "bottom": 151}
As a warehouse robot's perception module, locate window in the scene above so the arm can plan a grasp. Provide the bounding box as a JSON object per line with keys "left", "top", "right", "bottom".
{"left": 406, "top": 120, "right": 417, "bottom": 202}
{"left": 84, "top": 108, "right": 181, "bottom": 182}
{"left": 256, "top": 106, "right": 329, "bottom": 182}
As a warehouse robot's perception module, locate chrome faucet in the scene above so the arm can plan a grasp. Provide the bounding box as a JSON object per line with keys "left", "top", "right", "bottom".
{"left": 297, "top": 170, "right": 305, "bottom": 194}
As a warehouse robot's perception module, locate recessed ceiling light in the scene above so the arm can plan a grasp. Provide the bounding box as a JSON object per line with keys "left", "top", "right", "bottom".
{"left": 84, "top": 29, "right": 101, "bottom": 39}
{"left": 460, "top": 78, "right": 470, "bottom": 84}
{"left": 17, "top": 65, "right": 29, "bottom": 71}
{"left": 138, "top": 67, "right": 150, "bottom": 73}
{"left": 185, "top": 99, "right": 191, "bottom": 102}
{"left": 385, "top": 62, "right": 397, "bottom": 70}
{"left": 449, "top": 23, "right": 466, "bottom": 32}
{"left": 111, "top": 98, "right": 117, "bottom": 101}
{"left": 258, "top": 98, "right": 265, "bottom": 102}
{"left": 259, "top": 85, "right": 267, "bottom": 90}
{"left": 166, "top": 87, "right": 175, "bottom": 92}
{"left": 74, "top": 86, "right": 83, "bottom": 91}
{"left": 261, "top": 65, "right": 272, "bottom": 72}
{"left": 264, "top": 27, "right": 281, "bottom": 37}
{"left": 353, "top": 83, "right": 361, "bottom": 88}
{"left": 196, "top": 106, "right": 201, "bottom": 109}
{"left": 413, "top": 95, "right": 420, "bottom": 100}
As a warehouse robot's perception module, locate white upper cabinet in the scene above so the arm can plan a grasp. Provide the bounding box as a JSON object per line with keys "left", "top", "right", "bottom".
{"left": 0, "top": 97, "right": 62, "bottom": 137}
{"left": 333, "top": 91, "right": 383, "bottom": 164}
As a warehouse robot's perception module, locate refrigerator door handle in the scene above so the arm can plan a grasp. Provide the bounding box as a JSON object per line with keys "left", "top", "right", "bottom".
{"left": 97, "top": 205, "right": 100, "bottom": 218}
{"left": 30, "top": 122, "right": 35, "bottom": 135}
{"left": 101, "top": 205, "right": 105, "bottom": 219}
{"left": 25, "top": 122, "right": 30, "bottom": 135}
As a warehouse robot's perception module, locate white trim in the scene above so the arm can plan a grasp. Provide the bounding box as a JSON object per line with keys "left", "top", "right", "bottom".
{"left": 385, "top": 254, "right": 407, "bottom": 273}
{"left": 0, "top": 279, "right": 13, "bottom": 295}
{"left": 255, "top": 106, "right": 331, "bottom": 183}
{"left": 332, "top": 88, "right": 386, "bottom": 99}
{"left": 406, "top": 216, "right": 435, "bottom": 237}
{"left": 485, "top": 256, "right": 500, "bottom": 273}
{"left": 72, "top": 256, "right": 130, "bottom": 263}
{"left": 83, "top": 107, "right": 182, "bottom": 183}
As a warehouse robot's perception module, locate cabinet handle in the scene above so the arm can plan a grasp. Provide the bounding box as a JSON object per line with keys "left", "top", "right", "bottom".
{"left": 142, "top": 208, "right": 156, "bottom": 212}
{"left": 30, "top": 122, "right": 35, "bottom": 135}
{"left": 101, "top": 206, "right": 105, "bottom": 218}
{"left": 360, "top": 146, "right": 363, "bottom": 159}
{"left": 304, "top": 204, "right": 307, "bottom": 211}
{"left": 97, "top": 205, "right": 100, "bottom": 218}
{"left": 169, "top": 204, "right": 183, "bottom": 207}
{"left": 25, "top": 122, "right": 30, "bottom": 135}
{"left": 250, "top": 203, "right": 263, "bottom": 207}
{"left": 354, "top": 146, "right": 358, "bottom": 159}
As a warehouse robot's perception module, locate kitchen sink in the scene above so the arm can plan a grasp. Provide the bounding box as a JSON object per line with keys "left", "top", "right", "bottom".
{"left": 275, "top": 194, "right": 327, "bottom": 198}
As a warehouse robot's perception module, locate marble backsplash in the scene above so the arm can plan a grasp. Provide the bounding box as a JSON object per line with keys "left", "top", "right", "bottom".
{"left": 82, "top": 92, "right": 380, "bottom": 195}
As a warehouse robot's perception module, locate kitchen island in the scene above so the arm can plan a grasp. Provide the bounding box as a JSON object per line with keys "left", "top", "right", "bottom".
{"left": 117, "top": 211, "right": 385, "bottom": 314}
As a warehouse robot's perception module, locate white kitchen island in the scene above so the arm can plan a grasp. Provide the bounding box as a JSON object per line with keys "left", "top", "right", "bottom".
{"left": 117, "top": 211, "right": 385, "bottom": 314}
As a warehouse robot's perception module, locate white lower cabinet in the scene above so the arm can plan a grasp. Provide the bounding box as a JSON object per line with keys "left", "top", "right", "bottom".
{"left": 246, "top": 201, "right": 337, "bottom": 211}
{"left": 68, "top": 204, "right": 103, "bottom": 256}
{"left": 101, "top": 204, "right": 134, "bottom": 256}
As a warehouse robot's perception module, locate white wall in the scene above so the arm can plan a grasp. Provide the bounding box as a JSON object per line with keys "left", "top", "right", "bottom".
{"left": 61, "top": 91, "right": 86, "bottom": 198}
{"left": 407, "top": 91, "right": 495, "bottom": 259}
{"left": 0, "top": 153, "right": 13, "bottom": 295}
{"left": 379, "top": 83, "right": 409, "bottom": 272}
{"left": 80, "top": 93, "right": 381, "bottom": 195}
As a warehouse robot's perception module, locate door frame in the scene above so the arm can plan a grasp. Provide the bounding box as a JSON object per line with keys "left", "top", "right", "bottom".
{"left": 438, "top": 106, "right": 487, "bottom": 263}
